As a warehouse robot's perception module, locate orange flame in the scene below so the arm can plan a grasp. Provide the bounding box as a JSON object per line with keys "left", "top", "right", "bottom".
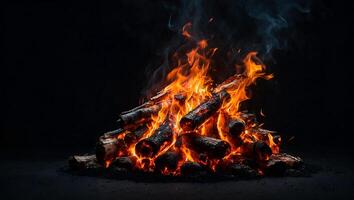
{"left": 112, "top": 23, "right": 280, "bottom": 175}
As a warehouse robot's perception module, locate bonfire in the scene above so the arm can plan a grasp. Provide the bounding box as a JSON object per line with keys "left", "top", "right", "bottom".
{"left": 69, "top": 23, "right": 304, "bottom": 178}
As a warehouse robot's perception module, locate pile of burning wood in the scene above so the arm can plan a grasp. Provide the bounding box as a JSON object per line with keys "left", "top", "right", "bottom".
{"left": 69, "top": 24, "right": 304, "bottom": 178}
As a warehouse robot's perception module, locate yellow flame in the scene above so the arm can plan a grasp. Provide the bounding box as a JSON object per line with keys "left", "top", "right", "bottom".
{"left": 115, "top": 23, "right": 280, "bottom": 174}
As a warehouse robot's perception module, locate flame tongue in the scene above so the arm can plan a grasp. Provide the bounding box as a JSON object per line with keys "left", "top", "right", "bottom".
{"left": 109, "top": 23, "right": 280, "bottom": 175}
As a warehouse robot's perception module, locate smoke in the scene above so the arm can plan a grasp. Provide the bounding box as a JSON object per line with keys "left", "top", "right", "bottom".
{"left": 142, "top": 0, "right": 311, "bottom": 99}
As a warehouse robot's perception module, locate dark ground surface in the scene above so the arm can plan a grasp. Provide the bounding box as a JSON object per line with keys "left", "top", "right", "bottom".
{"left": 1, "top": 147, "right": 353, "bottom": 200}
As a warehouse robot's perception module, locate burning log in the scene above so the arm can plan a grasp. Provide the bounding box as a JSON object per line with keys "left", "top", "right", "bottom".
{"left": 96, "top": 137, "right": 126, "bottom": 165}
{"left": 180, "top": 90, "right": 230, "bottom": 131}
{"left": 109, "top": 156, "right": 137, "bottom": 174}
{"left": 251, "top": 128, "right": 280, "bottom": 145}
{"left": 264, "top": 153, "right": 303, "bottom": 176}
{"left": 68, "top": 155, "right": 102, "bottom": 171}
{"left": 102, "top": 128, "right": 125, "bottom": 138}
{"left": 182, "top": 133, "right": 231, "bottom": 159}
{"left": 273, "top": 135, "right": 281, "bottom": 145}
{"left": 239, "top": 112, "right": 257, "bottom": 124}
{"left": 154, "top": 151, "right": 180, "bottom": 173}
{"left": 214, "top": 74, "right": 244, "bottom": 92}
{"left": 117, "top": 103, "right": 162, "bottom": 129}
{"left": 241, "top": 141, "right": 272, "bottom": 161}
{"left": 116, "top": 89, "right": 171, "bottom": 128}
{"left": 225, "top": 119, "right": 246, "bottom": 146}
{"left": 180, "top": 161, "right": 205, "bottom": 176}
{"left": 228, "top": 119, "right": 245, "bottom": 137}
{"left": 254, "top": 128, "right": 277, "bottom": 137}
{"left": 120, "top": 90, "right": 168, "bottom": 115}
{"left": 174, "top": 93, "right": 186, "bottom": 103}
{"left": 217, "top": 160, "right": 258, "bottom": 178}
{"left": 97, "top": 124, "right": 150, "bottom": 165}
{"left": 135, "top": 120, "right": 173, "bottom": 158}
{"left": 123, "top": 124, "right": 149, "bottom": 145}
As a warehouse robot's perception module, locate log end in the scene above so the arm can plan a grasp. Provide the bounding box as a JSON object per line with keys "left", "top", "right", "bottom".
{"left": 95, "top": 137, "right": 122, "bottom": 165}
{"left": 179, "top": 117, "right": 195, "bottom": 131}
{"left": 180, "top": 161, "right": 206, "bottom": 176}
{"left": 228, "top": 119, "right": 245, "bottom": 137}
{"left": 263, "top": 153, "right": 303, "bottom": 176}
{"left": 217, "top": 161, "right": 258, "bottom": 178}
{"left": 68, "top": 155, "right": 103, "bottom": 173}
{"left": 154, "top": 151, "right": 180, "bottom": 173}
{"left": 254, "top": 141, "right": 272, "bottom": 161}
{"left": 135, "top": 139, "right": 157, "bottom": 158}
{"left": 212, "top": 140, "right": 231, "bottom": 159}
{"left": 109, "top": 156, "right": 137, "bottom": 175}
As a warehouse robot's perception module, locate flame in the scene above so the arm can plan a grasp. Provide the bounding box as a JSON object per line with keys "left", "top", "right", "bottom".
{"left": 182, "top": 22, "right": 193, "bottom": 39}
{"left": 221, "top": 51, "right": 273, "bottom": 118}
{"left": 108, "top": 23, "right": 281, "bottom": 175}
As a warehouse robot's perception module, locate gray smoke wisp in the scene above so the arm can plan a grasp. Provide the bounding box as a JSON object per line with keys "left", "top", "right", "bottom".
{"left": 142, "top": 0, "right": 310, "bottom": 99}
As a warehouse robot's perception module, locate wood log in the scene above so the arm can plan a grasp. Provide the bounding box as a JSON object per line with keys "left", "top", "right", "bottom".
{"left": 123, "top": 124, "right": 149, "bottom": 145}
{"left": 135, "top": 120, "right": 173, "bottom": 158}
{"left": 116, "top": 89, "right": 170, "bottom": 128}
{"left": 119, "top": 90, "right": 168, "bottom": 115}
{"left": 154, "top": 151, "right": 180, "bottom": 172}
{"left": 263, "top": 153, "right": 303, "bottom": 176}
{"left": 180, "top": 161, "right": 205, "bottom": 176}
{"left": 251, "top": 128, "right": 278, "bottom": 143}
{"left": 228, "top": 119, "right": 245, "bottom": 137}
{"left": 216, "top": 161, "right": 258, "bottom": 178}
{"left": 174, "top": 93, "right": 186, "bottom": 103}
{"left": 241, "top": 141, "right": 272, "bottom": 161}
{"left": 102, "top": 128, "right": 125, "bottom": 138}
{"left": 214, "top": 74, "right": 244, "bottom": 93}
{"left": 109, "top": 156, "right": 137, "bottom": 173}
{"left": 180, "top": 90, "right": 230, "bottom": 131}
{"left": 273, "top": 135, "right": 281, "bottom": 145}
{"left": 117, "top": 103, "right": 162, "bottom": 129}
{"left": 96, "top": 137, "right": 126, "bottom": 165}
{"left": 182, "top": 133, "right": 231, "bottom": 159}
{"left": 225, "top": 119, "right": 245, "bottom": 146}
{"left": 68, "top": 155, "right": 102, "bottom": 171}
{"left": 239, "top": 112, "right": 257, "bottom": 124}
{"left": 97, "top": 124, "right": 149, "bottom": 165}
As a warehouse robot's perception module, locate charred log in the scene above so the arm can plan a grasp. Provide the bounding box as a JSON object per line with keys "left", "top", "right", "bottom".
{"left": 109, "top": 156, "right": 137, "bottom": 174}
{"left": 273, "top": 135, "right": 281, "bottom": 145}
{"left": 174, "top": 94, "right": 186, "bottom": 104}
{"left": 251, "top": 128, "right": 279, "bottom": 144}
{"left": 226, "top": 119, "right": 245, "bottom": 146}
{"left": 116, "top": 88, "right": 171, "bottom": 128}
{"left": 117, "top": 103, "right": 162, "bottom": 129}
{"left": 241, "top": 141, "right": 272, "bottom": 161}
{"left": 154, "top": 151, "right": 180, "bottom": 172}
{"left": 102, "top": 128, "right": 125, "bottom": 138}
{"left": 182, "top": 133, "right": 231, "bottom": 159}
{"left": 214, "top": 74, "right": 244, "bottom": 93}
{"left": 124, "top": 124, "right": 149, "bottom": 145}
{"left": 217, "top": 161, "right": 258, "bottom": 178}
{"left": 228, "top": 119, "right": 245, "bottom": 137}
{"left": 180, "top": 161, "right": 205, "bottom": 176}
{"left": 96, "top": 137, "right": 126, "bottom": 165}
{"left": 68, "top": 155, "right": 102, "bottom": 171}
{"left": 180, "top": 90, "right": 230, "bottom": 131}
{"left": 135, "top": 120, "right": 173, "bottom": 158}
{"left": 263, "top": 153, "right": 303, "bottom": 176}
{"left": 239, "top": 112, "right": 257, "bottom": 124}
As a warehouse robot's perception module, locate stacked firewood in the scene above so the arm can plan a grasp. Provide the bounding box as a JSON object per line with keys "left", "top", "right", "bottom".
{"left": 69, "top": 74, "right": 304, "bottom": 178}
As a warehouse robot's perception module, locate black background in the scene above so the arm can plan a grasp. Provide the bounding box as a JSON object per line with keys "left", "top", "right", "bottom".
{"left": 1, "top": 0, "right": 353, "bottom": 153}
